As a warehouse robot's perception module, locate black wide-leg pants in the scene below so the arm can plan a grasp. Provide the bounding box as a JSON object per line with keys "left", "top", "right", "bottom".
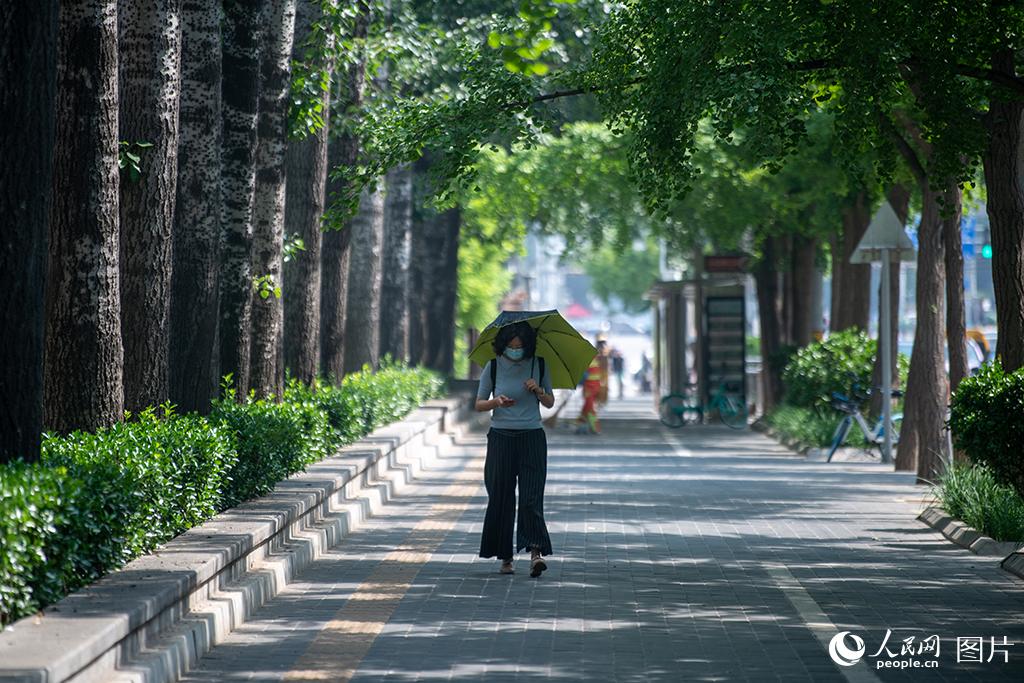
{"left": 479, "top": 427, "right": 553, "bottom": 560}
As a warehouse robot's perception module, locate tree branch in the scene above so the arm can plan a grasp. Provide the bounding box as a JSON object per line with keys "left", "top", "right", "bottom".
{"left": 880, "top": 114, "right": 928, "bottom": 187}
{"left": 953, "top": 63, "right": 1024, "bottom": 96}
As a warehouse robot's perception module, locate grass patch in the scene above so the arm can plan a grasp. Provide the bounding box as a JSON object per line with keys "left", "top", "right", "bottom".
{"left": 765, "top": 404, "right": 869, "bottom": 450}
{"left": 934, "top": 462, "right": 1024, "bottom": 543}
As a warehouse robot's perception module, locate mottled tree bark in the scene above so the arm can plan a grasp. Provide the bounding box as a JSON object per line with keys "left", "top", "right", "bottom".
{"left": 320, "top": 197, "right": 354, "bottom": 380}
{"left": 343, "top": 186, "right": 385, "bottom": 373}
{"left": 218, "top": 0, "right": 265, "bottom": 398}
{"left": 780, "top": 234, "right": 794, "bottom": 347}
{"left": 789, "top": 234, "right": 817, "bottom": 348}
{"left": 169, "top": 0, "right": 222, "bottom": 414}
{"left": 283, "top": 0, "right": 334, "bottom": 384}
{"left": 901, "top": 185, "right": 950, "bottom": 480}
{"left": 379, "top": 163, "right": 413, "bottom": 363}
{"left": 407, "top": 157, "right": 433, "bottom": 366}
{"left": 420, "top": 207, "right": 461, "bottom": 375}
{"left": 249, "top": 0, "right": 296, "bottom": 398}
{"left": 754, "top": 234, "right": 783, "bottom": 412}
{"left": 0, "top": 1, "right": 57, "bottom": 462}
{"left": 830, "top": 190, "right": 871, "bottom": 333}
{"left": 320, "top": 0, "right": 369, "bottom": 381}
{"left": 44, "top": 0, "right": 124, "bottom": 433}
{"left": 983, "top": 50, "right": 1024, "bottom": 373}
{"left": 943, "top": 183, "right": 968, "bottom": 394}
{"left": 118, "top": 0, "right": 182, "bottom": 413}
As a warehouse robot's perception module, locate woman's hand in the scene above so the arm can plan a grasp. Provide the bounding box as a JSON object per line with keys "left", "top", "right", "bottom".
{"left": 524, "top": 379, "right": 541, "bottom": 395}
{"left": 495, "top": 394, "right": 516, "bottom": 408}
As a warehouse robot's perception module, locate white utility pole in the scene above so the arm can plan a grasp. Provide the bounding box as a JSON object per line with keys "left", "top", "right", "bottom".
{"left": 850, "top": 201, "right": 916, "bottom": 464}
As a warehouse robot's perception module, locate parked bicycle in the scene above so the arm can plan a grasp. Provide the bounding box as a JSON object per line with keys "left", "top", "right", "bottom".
{"left": 825, "top": 383, "right": 903, "bottom": 462}
{"left": 659, "top": 380, "right": 748, "bottom": 429}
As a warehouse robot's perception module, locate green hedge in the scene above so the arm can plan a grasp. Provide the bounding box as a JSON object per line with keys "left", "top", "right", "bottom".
{"left": 934, "top": 462, "right": 1024, "bottom": 543}
{"left": 782, "top": 329, "right": 908, "bottom": 412}
{"left": 950, "top": 361, "right": 1024, "bottom": 499}
{"left": 0, "top": 364, "right": 443, "bottom": 626}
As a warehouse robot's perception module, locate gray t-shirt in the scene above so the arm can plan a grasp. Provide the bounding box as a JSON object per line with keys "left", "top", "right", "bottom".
{"left": 477, "top": 355, "right": 553, "bottom": 430}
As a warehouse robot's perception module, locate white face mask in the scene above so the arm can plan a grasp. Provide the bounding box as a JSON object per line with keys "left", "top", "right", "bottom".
{"left": 504, "top": 347, "right": 525, "bottom": 361}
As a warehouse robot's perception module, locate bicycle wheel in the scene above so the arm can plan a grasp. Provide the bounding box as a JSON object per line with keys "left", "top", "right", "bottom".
{"left": 659, "top": 394, "right": 688, "bottom": 428}
{"left": 719, "top": 398, "right": 749, "bottom": 429}
{"left": 826, "top": 418, "right": 852, "bottom": 462}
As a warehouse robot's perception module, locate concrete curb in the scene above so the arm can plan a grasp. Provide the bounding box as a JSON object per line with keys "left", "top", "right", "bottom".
{"left": 0, "top": 394, "right": 475, "bottom": 683}
{"left": 917, "top": 505, "right": 1023, "bottom": 560}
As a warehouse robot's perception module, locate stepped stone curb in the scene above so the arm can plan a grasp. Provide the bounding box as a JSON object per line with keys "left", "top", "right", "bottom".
{"left": 917, "top": 505, "right": 1024, "bottom": 559}
{"left": 0, "top": 394, "right": 475, "bottom": 683}
{"left": 1002, "top": 552, "right": 1024, "bottom": 582}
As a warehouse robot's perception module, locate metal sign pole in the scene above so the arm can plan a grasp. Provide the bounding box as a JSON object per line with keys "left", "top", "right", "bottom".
{"left": 880, "top": 248, "right": 894, "bottom": 464}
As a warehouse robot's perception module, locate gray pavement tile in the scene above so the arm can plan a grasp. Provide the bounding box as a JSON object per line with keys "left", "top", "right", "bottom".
{"left": 181, "top": 399, "right": 1024, "bottom": 682}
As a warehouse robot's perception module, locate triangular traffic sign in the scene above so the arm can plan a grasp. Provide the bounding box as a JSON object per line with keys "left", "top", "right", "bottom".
{"left": 850, "top": 201, "right": 916, "bottom": 264}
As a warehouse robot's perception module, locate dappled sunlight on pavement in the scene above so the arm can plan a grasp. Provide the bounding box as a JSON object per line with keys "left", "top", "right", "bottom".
{"left": 179, "top": 397, "right": 1024, "bottom": 682}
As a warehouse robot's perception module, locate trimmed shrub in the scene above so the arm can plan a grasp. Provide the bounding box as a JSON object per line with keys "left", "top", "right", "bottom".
{"left": 950, "top": 361, "right": 1024, "bottom": 498}
{"left": 1, "top": 408, "right": 236, "bottom": 625}
{"left": 1, "top": 364, "right": 442, "bottom": 626}
{"left": 210, "top": 392, "right": 331, "bottom": 508}
{"left": 934, "top": 462, "right": 1024, "bottom": 543}
{"left": 0, "top": 463, "right": 68, "bottom": 624}
{"left": 782, "top": 329, "right": 908, "bottom": 411}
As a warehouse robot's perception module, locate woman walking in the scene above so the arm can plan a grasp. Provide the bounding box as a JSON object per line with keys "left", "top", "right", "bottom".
{"left": 475, "top": 321, "right": 555, "bottom": 577}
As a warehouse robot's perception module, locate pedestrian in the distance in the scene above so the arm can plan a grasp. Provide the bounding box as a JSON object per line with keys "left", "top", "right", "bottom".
{"left": 611, "top": 347, "right": 625, "bottom": 398}
{"left": 475, "top": 321, "right": 555, "bottom": 577}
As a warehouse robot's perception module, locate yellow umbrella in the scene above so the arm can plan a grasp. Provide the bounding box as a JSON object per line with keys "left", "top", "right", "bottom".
{"left": 469, "top": 309, "right": 598, "bottom": 389}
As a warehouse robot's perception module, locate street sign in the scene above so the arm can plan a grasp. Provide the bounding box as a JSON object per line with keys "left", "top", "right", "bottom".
{"left": 848, "top": 200, "right": 915, "bottom": 465}
{"left": 850, "top": 201, "right": 916, "bottom": 264}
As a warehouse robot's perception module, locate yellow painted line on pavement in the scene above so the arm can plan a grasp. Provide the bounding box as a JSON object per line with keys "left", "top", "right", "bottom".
{"left": 284, "top": 456, "right": 483, "bottom": 682}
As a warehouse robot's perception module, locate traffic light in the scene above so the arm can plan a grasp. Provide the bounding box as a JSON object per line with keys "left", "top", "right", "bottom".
{"left": 982, "top": 244, "right": 993, "bottom": 259}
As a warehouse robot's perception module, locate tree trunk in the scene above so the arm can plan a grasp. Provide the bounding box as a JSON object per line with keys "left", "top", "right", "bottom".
{"left": 780, "top": 234, "right": 794, "bottom": 347}
{"left": 44, "top": 0, "right": 124, "bottom": 433}
{"left": 0, "top": 1, "right": 57, "bottom": 462}
{"left": 982, "top": 50, "right": 1024, "bottom": 373}
{"left": 790, "top": 234, "right": 817, "bottom": 347}
{"left": 943, "top": 182, "right": 968, "bottom": 393}
{"left": 830, "top": 190, "right": 871, "bottom": 333}
{"left": 218, "top": 0, "right": 264, "bottom": 398}
{"left": 900, "top": 184, "right": 950, "bottom": 479}
{"left": 754, "top": 234, "right": 783, "bottom": 412}
{"left": 169, "top": 0, "right": 222, "bottom": 414}
{"left": 869, "top": 184, "right": 909, "bottom": 419}
{"left": 118, "top": 0, "right": 182, "bottom": 414}
{"left": 407, "top": 156, "right": 434, "bottom": 366}
{"left": 319, "top": 0, "right": 369, "bottom": 381}
{"left": 420, "top": 207, "right": 461, "bottom": 375}
{"left": 283, "top": 0, "right": 333, "bottom": 384}
{"left": 343, "top": 186, "right": 385, "bottom": 373}
{"left": 379, "top": 163, "right": 413, "bottom": 362}
{"left": 249, "top": 0, "right": 296, "bottom": 398}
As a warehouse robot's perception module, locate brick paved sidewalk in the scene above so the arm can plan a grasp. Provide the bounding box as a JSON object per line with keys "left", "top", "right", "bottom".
{"left": 175, "top": 398, "right": 1024, "bottom": 682}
